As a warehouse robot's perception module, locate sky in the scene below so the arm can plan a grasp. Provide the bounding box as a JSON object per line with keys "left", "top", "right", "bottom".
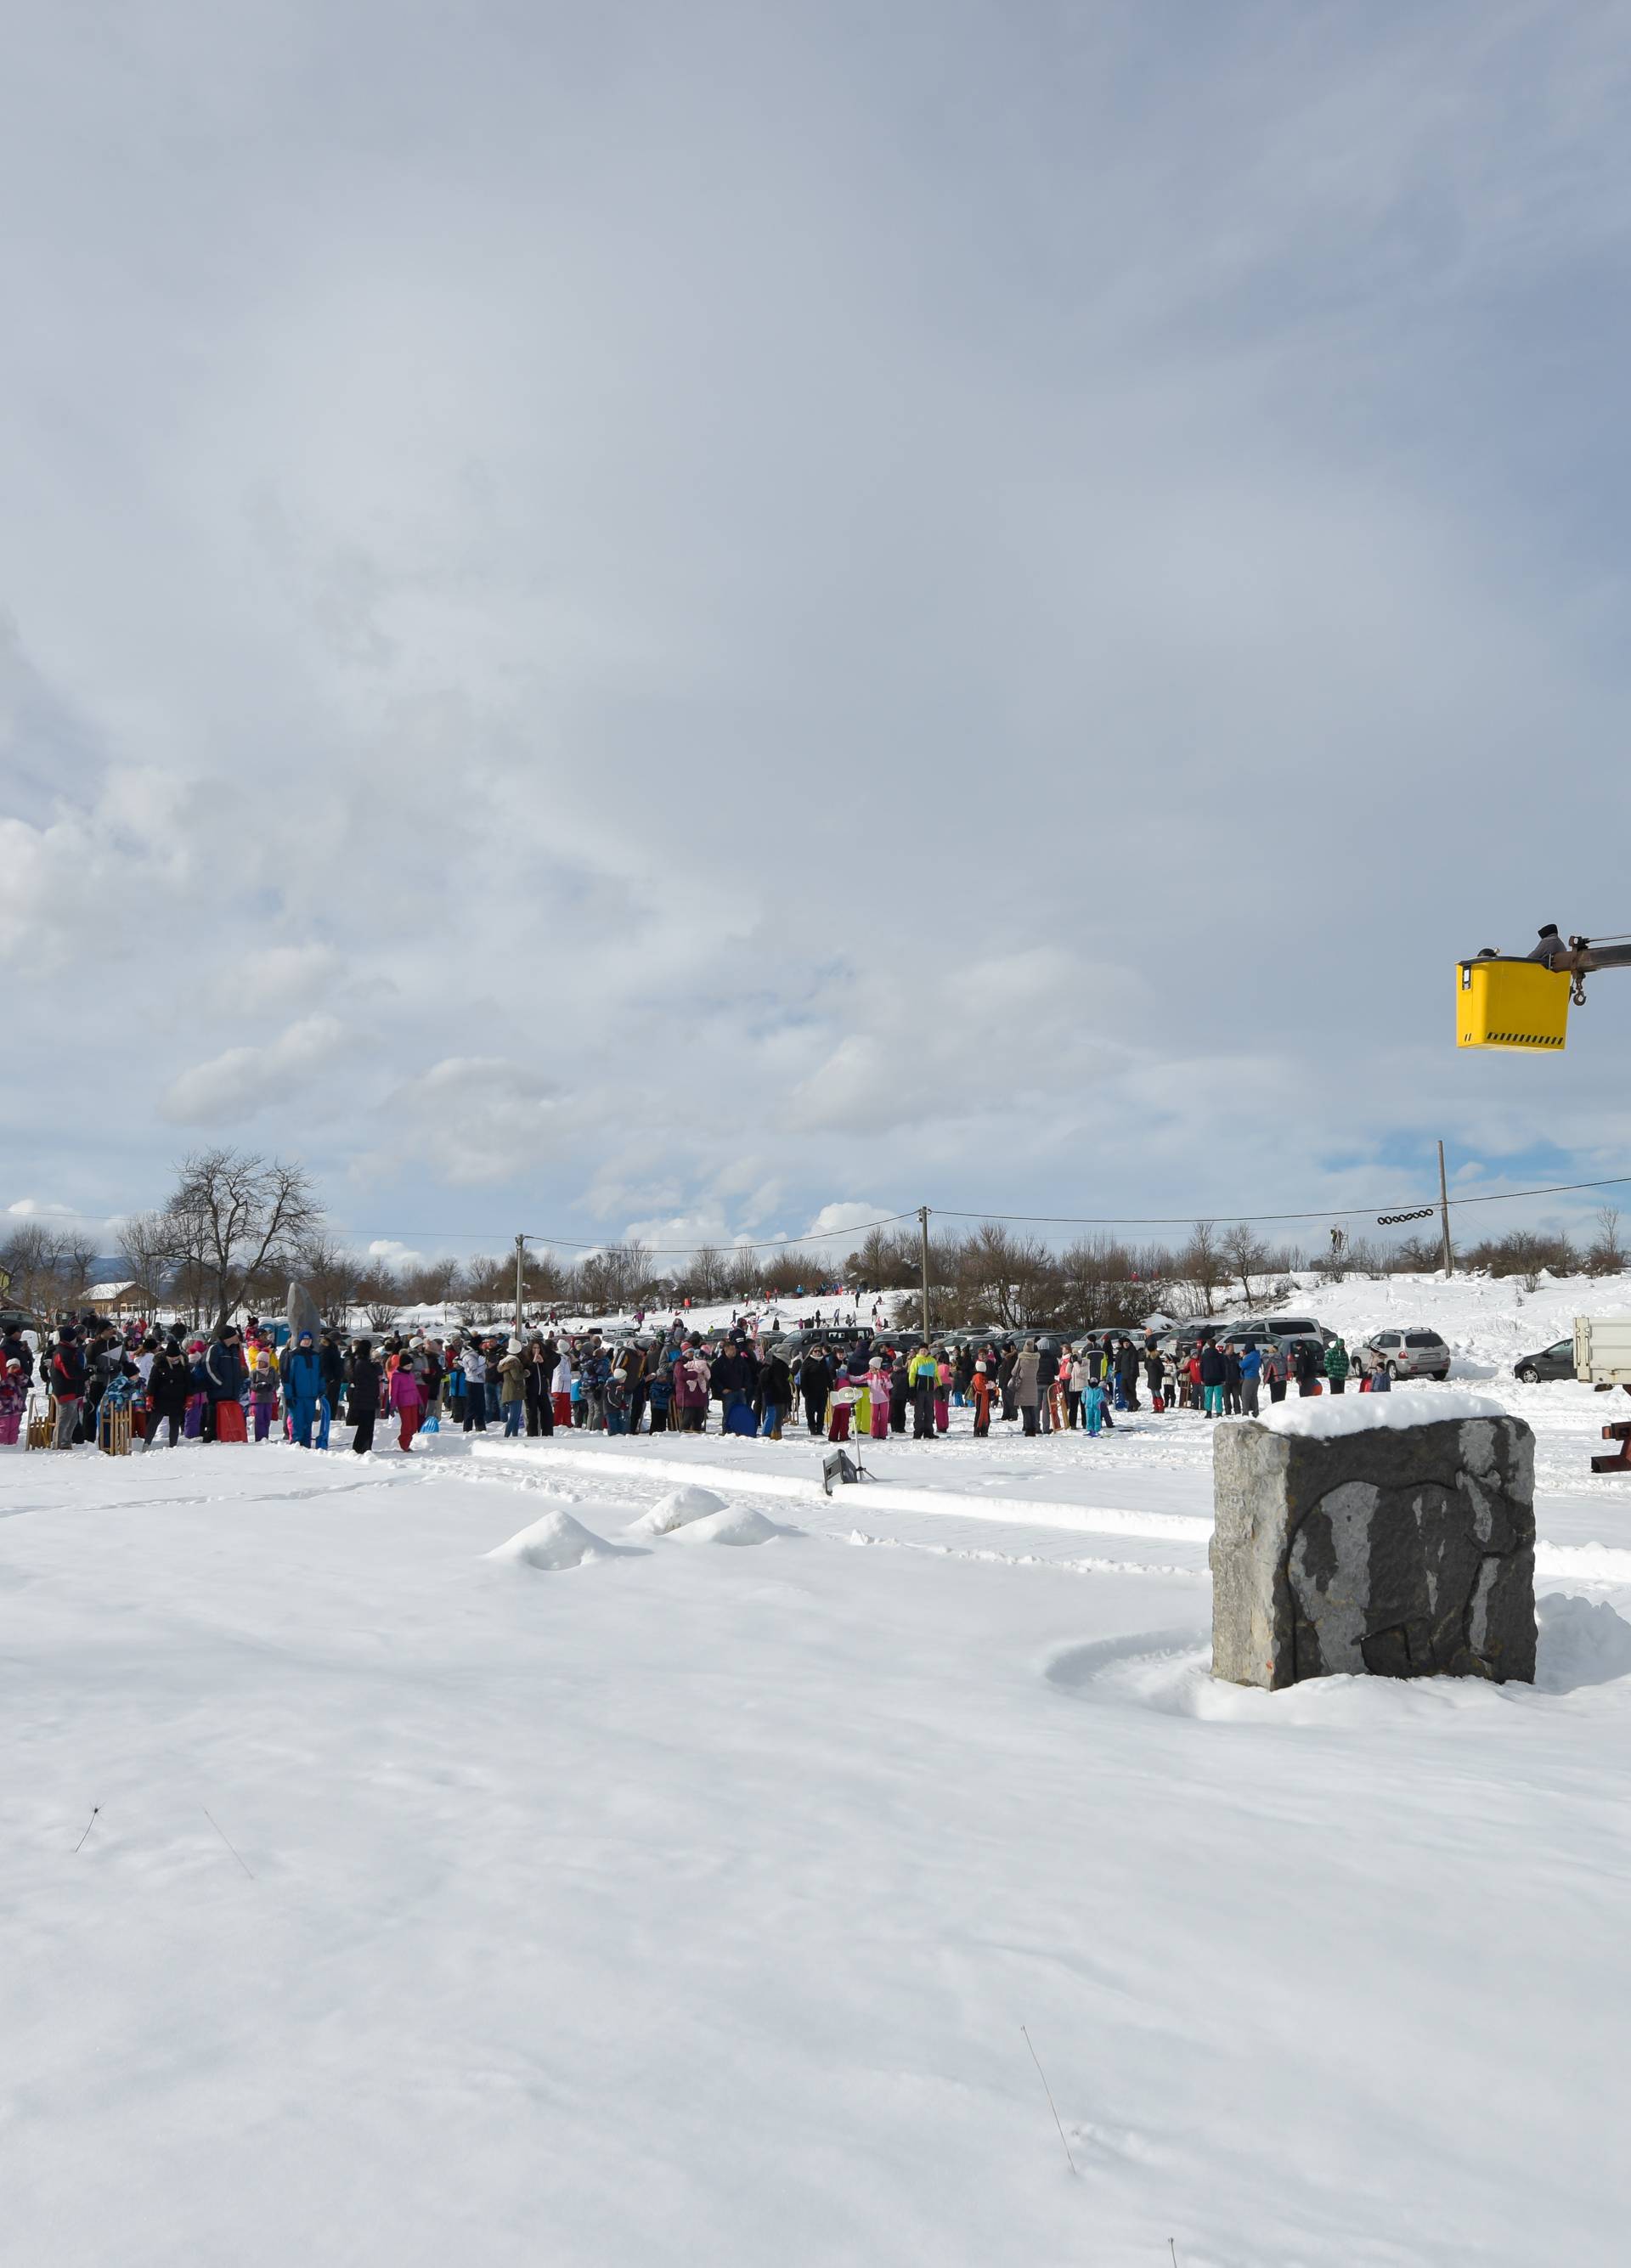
{"left": 3, "top": 0, "right": 1631, "bottom": 1272}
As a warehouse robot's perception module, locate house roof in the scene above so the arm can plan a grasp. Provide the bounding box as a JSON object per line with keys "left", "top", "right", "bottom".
{"left": 83, "top": 1281, "right": 138, "bottom": 1301}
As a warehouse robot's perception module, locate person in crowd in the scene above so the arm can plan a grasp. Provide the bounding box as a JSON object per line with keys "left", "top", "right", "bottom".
{"left": 907, "top": 1342, "right": 939, "bottom": 1439}
{"left": 1239, "top": 1341, "right": 1262, "bottom": 1417}
{"left": 389, "top": 1350, "right": 424, "bottom": 1449}
{"left": 347, "top": 1340, "right": 381, "bottom": 1454}
{"left": 1223, "top": 1343, "right": 1244, "bottom": 1417}
{"left": 672, "top": 1342, "right": 710, "bottom": 1432}
{"left": 997, "top": 1342, "right": 1019, "bottom": 1422}
{"left": 968, "top": 1358, "right": 995, "bottom": 1438}
{"left": 710, "top": 1338, "right": 757, "bottom": 1433}
{"left": 889, "top": 1348, "right": 910, "bottom": 1433}
{"left": 646, "top": 1360, "right": 673, "bottom": 1432}
{"left": 51, "top": 1324, "right": 87, "bottom": 1449}
{"left": 800, "top": 1343, "right": 832, "bottom": 1436}
{"left": 1263, "top": 1341, "right": 1288, "bottom": 1404}
{"left": 1117, "top": 1335, "right": 1141, "bottom": 1413}
{"left": 0, "top": 1323, "right": 33, "bottom": 1386}
{"left": 550, "top": 1340, "right": 573, "bottom": 1430}
{"left": 624, "top": 1341, "right": 650, "bottom": 1436}
{"left": 1080, "top": 1363, "right": 1104, "bottom": 1437}
{"left": 499, "top": 1340, "right": 527, "bottom": 1436}
{"left": 460, "top": 1337, "right": 489, "bottom": 1431}
{"left": 1036, "top": 1339, "right": 1058, "bottom": 1433}
{"left": 934, "top": 1346, "right": 952, "bottom": 1434}
{"left": 281, "top": 1330, "right": 325, "bottom": 1449}
{"left": 758, "top": 1346, "right": 793, "bottom": 1439}
{"left": 248, "top": 1348, "right": 279, "bottom": 1442}
{"left": 1294, "top": 1339, "right": 1323, "bottom": 1397}
{"left": 0, "top": 1357, "right": 26, "bottom": 1446}
{"left": 143, "top": 1338, "right": 190, "bottom": 1449}
{"left": 1010, "top": 1339, "right": 1041, "bottom": 1436}
{"left": 206, "top": 1326, "right": 248, "bottom": 1442}
{"left": 1369, "top": 1355, "right": 1392, "bottom": 1393}
{"left": 604, "top": 1366, "right": 630, "bottom": 1434}
{"left": 1198, "top": 1334, "right": 1227, "bottom": 1419}
{"left": 1145, "top": 1341, "right": 1166, "bottom": 1411}
{"left": 1325, "top": 1336, "right": 1351, "bottom": 1396}
{"left": 864, "top": 1349, "right": 893, "bottom": 1441}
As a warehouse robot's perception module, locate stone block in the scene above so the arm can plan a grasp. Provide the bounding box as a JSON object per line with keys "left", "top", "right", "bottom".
{"left": 1211, "top": 1413, "right": 1536, "bottom": 1688}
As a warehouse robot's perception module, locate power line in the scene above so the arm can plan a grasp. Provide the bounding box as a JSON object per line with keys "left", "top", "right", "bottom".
{"left": 8, "top": 1175, "right": 1627, "bottom": 1259}
{"left": 934, "top": 1171, "right": 1631, "bottom": 1228}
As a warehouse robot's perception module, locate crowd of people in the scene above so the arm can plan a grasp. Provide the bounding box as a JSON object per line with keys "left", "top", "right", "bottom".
{"left": 0, "top": 1309, "right": 1367, "bottom": 1453}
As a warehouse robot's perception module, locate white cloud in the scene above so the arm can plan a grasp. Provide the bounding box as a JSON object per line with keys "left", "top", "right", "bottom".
{"left": 2, "top": 2, "right": 1629, "bottom": 1246}
{"left": 161, "top": 1015, "right": 353, "bottom": 1126}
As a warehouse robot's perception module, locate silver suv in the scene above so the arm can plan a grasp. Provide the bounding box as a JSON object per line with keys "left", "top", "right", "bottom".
{"left": 1361, "top": 1328, "right": 1450, "bottom": 1382}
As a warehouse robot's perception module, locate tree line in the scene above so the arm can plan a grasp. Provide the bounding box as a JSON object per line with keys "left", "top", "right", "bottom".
{"left": 3, "top": 1151, "right": 1623, "bottom": 1332}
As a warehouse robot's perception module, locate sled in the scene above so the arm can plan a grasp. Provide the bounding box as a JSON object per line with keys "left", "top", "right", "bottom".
{"left": 725, "top": 1402, "right": 758, "bottom": 1436}
{"left": 214, "top": 1399, "right": 248, "bottom": 1443}
{"left": 99, "top": 1399, "right": 133, "bottom": 1456}
{"left": 26, "top": 1394, "right": 54, "bottom": 1451}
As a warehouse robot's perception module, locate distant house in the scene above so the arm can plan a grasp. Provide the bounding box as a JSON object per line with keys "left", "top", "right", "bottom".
{"left": 82, "top": 1280, "right": 145, "bottom": 1318}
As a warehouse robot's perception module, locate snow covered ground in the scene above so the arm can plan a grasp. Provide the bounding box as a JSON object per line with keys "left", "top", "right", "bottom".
{"left": 7, "top": 1358, "right": 1631, "bottom": 2263}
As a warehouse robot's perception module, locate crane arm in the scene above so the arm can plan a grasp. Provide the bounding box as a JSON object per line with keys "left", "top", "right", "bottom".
{"left": 1527, "top": 928, "right": 1631, "bottom": 974}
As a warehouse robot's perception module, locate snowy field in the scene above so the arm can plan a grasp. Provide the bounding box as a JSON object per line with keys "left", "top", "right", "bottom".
{"left": 7, "top": 1362, "right": 1631, "bottom": 2262}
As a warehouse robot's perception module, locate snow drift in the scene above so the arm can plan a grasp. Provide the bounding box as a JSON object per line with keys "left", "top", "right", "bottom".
{"left": 665, "top": 1505, "right": 793, "bottom": 1548}
{"left": 627, "top": 1484, "right": 729, "bottom": 1537}
{"left": 485, "top": 1507, "right": 626, "bottom": 1571}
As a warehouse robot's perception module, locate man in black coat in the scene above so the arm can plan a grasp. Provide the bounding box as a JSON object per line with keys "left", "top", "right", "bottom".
{"left": 757, "top": 1350, "right": 793, "bottom": 1437}
{"left": 347, "top": 1340, "right": 381, "bottom": 1454}
{"left": 710, "top": 1341, "right": 758, "bottom": 1432}
{"left": 50, "top": 1326, "right": 87, "bottom": 1448}
{"left": 800, "top": 1346, "right": 832, "bottom": 1435}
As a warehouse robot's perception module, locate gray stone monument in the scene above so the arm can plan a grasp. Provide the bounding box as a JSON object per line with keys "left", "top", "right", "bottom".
{"left": 1211, "top": 1409, "right": 1536, "bottom": 1688}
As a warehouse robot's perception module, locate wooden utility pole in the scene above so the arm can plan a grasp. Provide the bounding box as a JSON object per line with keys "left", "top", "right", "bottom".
{"left": 918, "top": 1205, "right": 932, "bottom": 1340}
{"left": 1437, "top": 1141, "right": 1454, "bottom": 1278}
{"left": 514, "top": 1233, "right": 527, "bottom": 1339}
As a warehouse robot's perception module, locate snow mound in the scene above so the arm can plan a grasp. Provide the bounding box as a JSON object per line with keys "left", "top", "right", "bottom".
{"left": 665, "top": 1505, "right": 793, "bottom": 1548}
{"left": 1536, "top": 1593, "right": 1631, "bottom": 1691}
{"left": 486, "top": 1508, "right": 623, "bottom": 1571}
{"left": 1252, "top": 1389, "right": 1505, "bottom": 1438}
{"left": 627, "top": 1484, "right": 729, "bottom": 1537}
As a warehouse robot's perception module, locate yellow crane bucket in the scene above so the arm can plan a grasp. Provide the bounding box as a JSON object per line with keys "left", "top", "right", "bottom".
{"left": 1456, "top": 957, "right": 1572, "bottom": 1052}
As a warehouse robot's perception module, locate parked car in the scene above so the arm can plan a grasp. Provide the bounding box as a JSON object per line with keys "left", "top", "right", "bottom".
{"left": 1513, "top": 1337, "right": 1577, "bottom": 1385}
{"left": 1361, "top": 1328, "right": 1451, "bottom": 1382}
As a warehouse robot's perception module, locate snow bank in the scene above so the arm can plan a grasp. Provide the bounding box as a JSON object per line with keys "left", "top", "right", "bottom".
{"left": 627, "top": 1484, "right": 728, "bottom": 1537}
{"left": 485, "top": 1507, "right": 624, "bottom": 1571}
{"left": 1536, "top": 1593, "right": 1631, "bottom": 1690}
{"left": 1253, "top": 1389, "right": 1505, "bottom": 1438}
{"left": 665, "top": 1505, "right": 793, "bottom": 1548}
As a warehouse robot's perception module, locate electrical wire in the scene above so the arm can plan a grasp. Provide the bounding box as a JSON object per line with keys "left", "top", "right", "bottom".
{"left": 932, "top": 1171, "right": 1631, "bottom": 1228}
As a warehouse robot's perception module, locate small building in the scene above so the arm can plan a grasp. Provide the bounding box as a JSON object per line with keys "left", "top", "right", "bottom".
{"left": 81, "top": 1280, "right": 147, "bottom": 1320}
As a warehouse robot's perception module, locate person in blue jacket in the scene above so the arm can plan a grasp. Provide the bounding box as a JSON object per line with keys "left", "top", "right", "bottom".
{"left": 280, "top": 1330, "right": 325, "bottom": 1449}
{"left": 1239, "top": 1342, "right": 1263, "bottom": 1417}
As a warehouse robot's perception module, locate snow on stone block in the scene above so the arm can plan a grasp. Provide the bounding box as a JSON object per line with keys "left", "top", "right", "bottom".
{"left": 626, "top": 1485, "right": 728, "bottom": 1538}
{"left": 1253, "top": 1389, "right": 1505, "bottom": 1439}
{"left": 1211, "top": 1413, "right": 1536, "bottom": 1689}
{"left": 486, "top": 1507, "right": 625, "bottom": 1571}
{"left": 665, "top": 1505, "right": 794, "bottom": 1548}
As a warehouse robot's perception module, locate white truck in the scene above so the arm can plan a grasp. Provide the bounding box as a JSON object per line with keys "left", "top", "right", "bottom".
{"left": 1572, "top": 1316, "right": 1631, "bottom": 1470}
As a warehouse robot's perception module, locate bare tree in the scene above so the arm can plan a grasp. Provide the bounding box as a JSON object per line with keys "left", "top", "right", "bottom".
{"left": 116, "top": 1210, "right": 182, "bottom": 1314}
{"left": 1182, "top": 1221, "right": 1227, "bottom": 1315}
{"left": 164, "top": 1150, "right": 321, "bottom": 1330}
{"left": 688, "top": 1244, "right": 730, "bottom": 1302}
{"left": 1221, "top": 1224, "right": 1269, "bottom": 1310}
{"left": 1589, "top": 1206, "right": 1626, "bottom": 1278}
{"left": 297, "top": 1234, "right": 364, "bottom": 1321}
{"left": 0, "top": 1223, "right": 97, "bottom": 1322}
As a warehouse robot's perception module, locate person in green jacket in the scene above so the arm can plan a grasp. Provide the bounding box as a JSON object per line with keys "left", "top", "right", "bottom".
{"left": 1325, "top": 1337, "right": 1350, "bottom": 1396}
{"left": 907, "top": 1345, "right": 940, "bottom": 1440}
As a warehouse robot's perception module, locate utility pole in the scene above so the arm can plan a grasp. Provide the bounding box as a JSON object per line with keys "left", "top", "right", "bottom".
{"left": 514, "top": 1233, "right": 527, "bottom": 1339}
{"left": 1437, "top": 1140, "right": 1454, "bottom": 1278}
{"left": 918, "top": 1205, "right": 932, "bottom": 1341}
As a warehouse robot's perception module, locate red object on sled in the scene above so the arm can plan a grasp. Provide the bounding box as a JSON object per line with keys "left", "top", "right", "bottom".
{"left": 214, "top": 1400, "right": 247, "bottom": 1442}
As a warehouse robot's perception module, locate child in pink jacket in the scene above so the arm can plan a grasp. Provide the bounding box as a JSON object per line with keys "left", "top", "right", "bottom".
{"left": 866, "top": 1357, "right": 891, "bottom": 1440}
